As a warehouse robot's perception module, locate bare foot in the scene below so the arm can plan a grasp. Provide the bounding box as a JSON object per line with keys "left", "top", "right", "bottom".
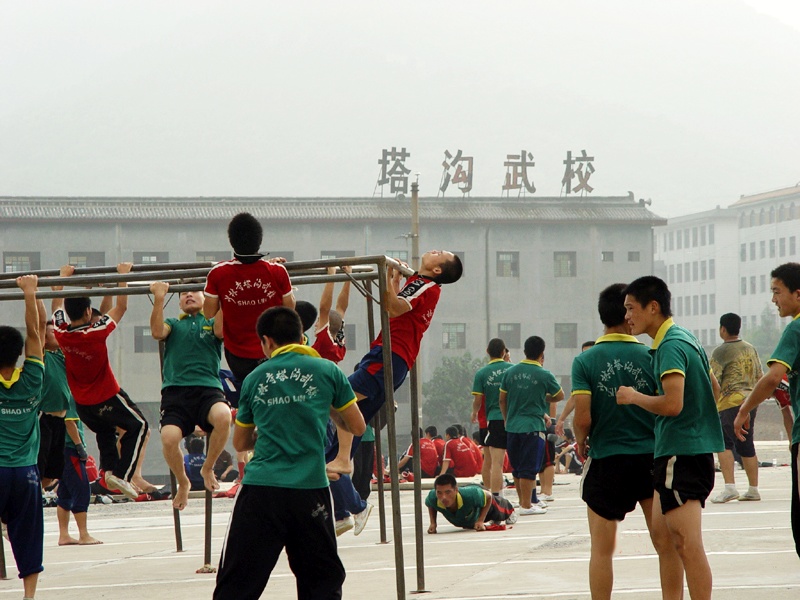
{"left": 326, "top": 457, "right": 353, "bottom": 475}
{"left": 78, "top": 535, "right": 103, "bottom": 545}
{"left": 201, "top": 466, "right": 220, "bottom": 492}
{"left": 172, "top": 482, "right": 190, "bottom": 511}
{"left": 132, "top": 476, "right": 158, "bottom": 494}
{"left": 58, "top": 536, "right": 80, "bottom": 546}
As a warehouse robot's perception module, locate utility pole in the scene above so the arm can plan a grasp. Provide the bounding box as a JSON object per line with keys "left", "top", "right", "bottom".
{"left": 411, "top": 177, "right": 420, "bottom": 271}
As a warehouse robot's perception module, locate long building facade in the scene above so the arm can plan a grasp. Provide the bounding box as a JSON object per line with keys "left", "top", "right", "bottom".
{"left": 0, "top": 193, "right": 664, "bottom": 476}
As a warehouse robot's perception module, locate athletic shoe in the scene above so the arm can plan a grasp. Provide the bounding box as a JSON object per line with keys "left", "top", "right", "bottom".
{"left": 104, "top": 473, "right": 139, "bottom": 500}
{"left": 335, "top": 517, "right": 354, "bottom": 536}
{"left": 353, "top": 503, "right": 373, "bottom": 536}
{"left": 505, "top": 510, "right": 518, "bottom": 525}
{"left": 535, "top": 499, "right": 548, "bottom": 509}
{"left": 539, "top": 494, "right": 554, "bottom": 502}
{"left": 518, "top": 505, "right": 547, "bottom": 516}
{"left": 710, "top": 488, "right": 739, "bottom": 504}
{"left": 738, "top": 490, "right": 761, "bottom": 501}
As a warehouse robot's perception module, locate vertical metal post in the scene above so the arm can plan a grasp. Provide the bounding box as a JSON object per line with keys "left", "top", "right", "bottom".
{"left": 409, "top": 363, "right": 427, "bottom": 593}
{"left": 198, "top": 437, "right": 215, "bottom": 573}
{"left": 365, "top": 280, "right": 388, "bottom": 544}
{"left": 377, "top": 260, "right": 406, "bottom": 600}
{"left": 0, "top": 527, "right": 7, "bottom": 579}
{"left": 160, "top": 339, "right": 183, "bottom": 553}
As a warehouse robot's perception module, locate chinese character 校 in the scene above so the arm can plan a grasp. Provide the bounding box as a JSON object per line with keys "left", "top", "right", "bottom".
{"left": 439, "top": 149, "right": 474, "bottom": 196}
{"left": 376, "top": 147, "right": 411, "bottom": 196}
{"left": 561, "top": 149, "right": 595, "bottom": 195}
{"left": 502, "top": 150, "right": 536, "bottom": 196}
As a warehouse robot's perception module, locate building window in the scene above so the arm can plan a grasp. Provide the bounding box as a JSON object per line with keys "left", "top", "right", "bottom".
{"left": 742, "top": 315, "right": 748, "bottom": 329}
{"left": 676, "top": 230, "right": 682, "bottom": 249}
{"left": 769, "top": 206, "right": 776, "bottom": 224}
{"left": 749, "top": 211, "right": 756, "bottom": 227}
{"left": 69, "top": 252, "right": 105, "bottom": 268}
{"left": 320, "top": 250, "right": 356, "bottom": 259}
{"left": 554, "top": 323, "right": 578, "bottom": 349}
{"left": 760, "top": 275, "right": 766, "bottom": 293}
{"left": 3, "top": 252, "right": 40, "bottom": 273}
{"left": 692, "top": 227, "right": 698, "bottom": 247}
{"left": 750, "top": 242, "right": 756, "bottom": 261}
{"left": 668, "top": 265, "right": 675, "bottom": 284}
{"left": 628, "top": 251, "right": 640, "bottom": 262}
{"left": 554, "top": 252, "right": 576, "bottom": 278}
{"left": 498, "top": 323, "right": 521, "bottom": 349}
{"left": 750, "top": 276, "right": 756, "bottom": 295}
{"left": 701, "top": 295, "right": 707, "bottom": 315}
{"left": 791, "top": 203, "right": 797, "bottom": 220}
{"left": 741, "top": 277, "right": 747, "bottom": 295}
{"left": 780, "top": 238, "right": 787, "bottom": 257}
{"left": 692, "top": 262, "right": 698, "bottom": 282}
{"left": 791, "top": 236, "right": 797, "bottom": 255}
{"left": 740, "top": 244, "right": 746, "bottom": 262}
{"left": 662, "top": 234, "right": 667, "bottom": 253}
{"left": 385, "top": 250, "right": 409, "bottom": 262}
{"left": 708, "top": 224, "right": 715, "bottom": 244}
{"left": 196, "top": 251, "right": 231, "bottom": 263}
{"left": 668, "top": 232, "right": 674, "bottom": 251}
{"left": 134, "top": 326, "right": 159, "bottom": 353}
{"left": 676, "top": 297, "right": 683, "bottom": 317}
{"left": 779, "top": 205, "right": 786, "bottom": 221}
{"left": 134, "top": 252, "right": 169, "bottom": 264}
{"left": 770, "top": 239, "right": 776, "bottom": 258}
{"left": 343, "top": 324, "right": 357, "bottom": 352}
{"left": 700, "top": 260, "right": 707, "bottom": 280}
{"left": 700, "top": 226, "right": 706, "bottom": 246}
{"left": 701, "top": 329, "right": 708, "bottom": 346}
{"left": 709, "top": 259, "right": 715, "bottom": 280}
{"left": 601, "top": 251, "right": 614, "bottom": 263}
{"left": 760, "top": 240, "right": 766, "bottom": 259}
{"left": 759, "top": 209, "right": 765, "bottom": 225}
{"left": 442, "top": 323, "right": 466, "bottom": 350}
{"left": 269, "top": 251, "right": 294, "bottom": 262}
{"left": 497, "top": 252, "right": 520, "bottom": 278}
{"left": 692, "top": 296, "right": 699, "bottom": 315}
{"left": 677, "top": 264, "right": 683, "bottom": 283}
{"left": 709, "top": 294, "right": 716, "bottom": 313}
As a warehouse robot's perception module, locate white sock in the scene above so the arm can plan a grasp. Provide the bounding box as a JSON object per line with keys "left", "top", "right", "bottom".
{"left": 725, "top": 483, "right": 736, "bottom": 491}
{"left": 748, "top": 486, "right": 759, "bottom": 494}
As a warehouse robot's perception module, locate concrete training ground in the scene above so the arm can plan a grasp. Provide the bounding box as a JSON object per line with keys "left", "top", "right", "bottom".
{"left": 2, "top": 442, "right": 799, "bottom": 599}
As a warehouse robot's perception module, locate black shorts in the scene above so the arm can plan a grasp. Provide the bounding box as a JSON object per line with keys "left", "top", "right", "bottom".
{"left": 653, "top": 453, "right": 715, "bottom": 514}
{"left": 160, "top": 386, "right": 229, "bottom": 437}
{"left": 720, "top": 406, "right": 757, "bottom": 458}
{"left": 580, "top": 453, "right": 654, "bottom": 521}
{"left": 38, "top": 413, "right": 66, "bottom": 480}
{"left": 484, "top": 420, "right": 507, "bottom": 449}
{"left": 224, "top": 348, "right": 262, "bottom": 386}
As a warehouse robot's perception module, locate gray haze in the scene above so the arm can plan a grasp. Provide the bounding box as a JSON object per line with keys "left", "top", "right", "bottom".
{"left": 2, "top": 0, "right": 800, "bottom": 217}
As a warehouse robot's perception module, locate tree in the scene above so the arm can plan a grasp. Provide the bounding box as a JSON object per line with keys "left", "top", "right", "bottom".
{"left": 743, "top": 305, "right": 783, "bottom": 365}
{"left": 422, "top": 353, "right": 485, "bottom": 432}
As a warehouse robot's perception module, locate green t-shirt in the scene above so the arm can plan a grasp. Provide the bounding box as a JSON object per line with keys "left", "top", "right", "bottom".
{"left": 362, "top": 424, "right": 375, "bottom": 442}
{"left": 650, "top": 319, "right": 724, "bottom": 458}
{"left": 40, "top": 350, "right": 71, "bottom": 413}
{"left": 571, "top": 334, "right": 657, "bottom": 458}
{"left": 162, "top": 313, "right": 223, "bottom": 389}
{"left": 236, "top": 344, "right": 357, "bottom": 489}
{"left": 64, "top": 394, "right": 85, "bottom": 449}
{"left": 424, "top": 484, "right": 488, "bottom": 528}
{"left": 499, "top": 360, "right": 562, "bottom": 433}
{"left": 768, "top": 314, "right": 800, "bottom": 444}
{"left": 0, "top": 357, "right": 45, "bottom": 467}
{"left": 472, "top": 359, "right": 513, "bottom": 421}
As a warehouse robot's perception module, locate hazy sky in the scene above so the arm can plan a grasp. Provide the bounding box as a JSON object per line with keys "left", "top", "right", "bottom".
{"left": 2, "top": 0, "right": 800, "bottom": 217}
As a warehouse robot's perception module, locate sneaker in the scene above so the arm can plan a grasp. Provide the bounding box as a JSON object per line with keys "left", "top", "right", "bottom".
{"left": 539, "top": 494, "right": 554, "bottom": 502}
{"left": 335, "top": 517, "right": 354, "bottom": 537}
{"left": 518, "top": 505, "right": 547, "bottom": 516}
{"left": 739, "top": 490, "right": 761, "bottom": 501}
{"left": 710, "top": 488, "right": 739, "bottom": 504}
{"left": 535, "top": 499, "right": 548, "bottom": 509}
{"left": 353, "top": 503, "right": 373, "bottom": 536}
{"left": 506, "top": 510, "right": 518, "bottom": 525}
{"left": 104, "top": 473, "right": 139, "bottom": 500}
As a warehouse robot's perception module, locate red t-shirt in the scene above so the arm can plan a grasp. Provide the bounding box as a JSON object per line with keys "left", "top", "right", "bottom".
{"left": 463, "top": 436, "right": 484, "bottom": 472}
{"left": 442, "top": 438, "right": 479, "bottom": 477}
{"left": 405, "top": 438, "right": 439, "bottom": 475}
{"left": 477, "top": 399, "right": 488, "bottom": 429}
{"left": 204, "top": 259, "right": 293, "bottom": 359}
{"left": 371, "top": 275, "right": 441, "bottom": 368}
{"left": 53, "top": 310, "right": 120, "bottom": 405}
{"left": 432, "top": 437, "right": 445, "bottom": 465}
{"left": 312, "top": 324, "right": 346, "bottom": 364}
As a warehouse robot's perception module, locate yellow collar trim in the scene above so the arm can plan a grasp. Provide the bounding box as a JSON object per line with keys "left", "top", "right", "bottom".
{"left": 0, "top": 368, "right": 22, "bottom": 389}
{"left": 437, "top": 491, "right": 464, "bottom": 510}
{"left": 488, "top": 358, "right": 505, "bottom": 364}
{"left": 652, "top": 318, "right": 675, "bottom": 350}
{"left": 794, "top": 313, "right": 800, "bottom": 321}
{"left": 178, "top": 311, "right": 205, "bottom": 320}
{"left": 271, "top": 343, "right": 321, "bottom": 359}
{"left": 521, "top": 359, "right": 542, "bottom": 366}
{"left": 596, "top": 333, "right": 641, "bottom": 344}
